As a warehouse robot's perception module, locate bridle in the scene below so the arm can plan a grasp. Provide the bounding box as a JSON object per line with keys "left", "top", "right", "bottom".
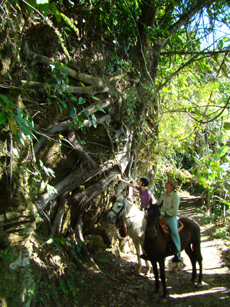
{"left": 110, "top": 200, "right": 125, "bottom": 218}
{"left": 110, "top": 200, "right": 135, "bottom": 229}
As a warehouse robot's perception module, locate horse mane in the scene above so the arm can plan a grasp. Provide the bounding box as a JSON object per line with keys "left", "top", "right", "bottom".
{"left": 123, "top": 197, "right": 133, "bottom": 214}
{"left": 147, "top": 204, "right": 161, "bottom": 226}
{"left": 116, "top": 196, "right": 142, "bottom": 217}
{"left": 149, "top": 204, "right": 160, "bottom": 214}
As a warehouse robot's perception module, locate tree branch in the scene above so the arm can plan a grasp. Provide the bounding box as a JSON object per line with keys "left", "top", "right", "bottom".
{"left": 167, "top": 0, "right": 215, "bottom": 36}
{"left": 160, "top": 50, "right": 230, "bottom": 56}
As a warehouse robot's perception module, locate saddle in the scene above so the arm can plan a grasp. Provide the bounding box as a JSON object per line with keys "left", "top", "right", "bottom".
{"left": 159, "top": 219, "right": 184, "bottom": 241}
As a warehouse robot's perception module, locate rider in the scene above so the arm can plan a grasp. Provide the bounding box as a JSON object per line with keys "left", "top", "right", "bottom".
{"left": 158, "top": 176, "right": 181, "bottom": 263}
{"left": 117, "top": 175, "right": 156, "bottom": 212}
{"left": 140, "top": 176, "right": 182, "bottom": 263}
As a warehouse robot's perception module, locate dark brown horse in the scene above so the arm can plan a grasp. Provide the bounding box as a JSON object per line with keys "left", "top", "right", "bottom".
{"left": 144, "top": 204, "right": 203, "bottom": 301}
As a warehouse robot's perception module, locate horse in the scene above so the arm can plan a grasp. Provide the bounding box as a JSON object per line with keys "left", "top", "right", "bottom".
{"left": 108, "top": 197, "right": 151, "bottom": 275}
{"left": 144, "top": 204, "right": 203, "bottom": 302}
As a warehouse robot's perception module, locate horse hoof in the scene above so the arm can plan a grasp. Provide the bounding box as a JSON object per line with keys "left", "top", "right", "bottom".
{"left": 187, "top": 280, "right": 194, "bottom": 286}
{"left": 196, "top": 282, "right": 202, "bottom": 288}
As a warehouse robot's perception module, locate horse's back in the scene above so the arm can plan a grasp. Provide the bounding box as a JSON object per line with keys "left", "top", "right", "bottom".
{"left": 179, "top": 217, "right": 201, "bottom": 245}
{"left": 179, "top": 217, "right": 200, "bottom": 231}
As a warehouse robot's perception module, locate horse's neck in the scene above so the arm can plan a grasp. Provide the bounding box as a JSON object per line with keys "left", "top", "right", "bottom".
{"left": 123, "top": 200, "right": 144, "bottom": 224}
{"left": 123, "top": 204, "right": 131, "bottom": 219}
{"left": 122, "top": 201, "right": 146, "bottom": 239}
{"left": 123, "top": 200, "right": 137, "bottom": 217}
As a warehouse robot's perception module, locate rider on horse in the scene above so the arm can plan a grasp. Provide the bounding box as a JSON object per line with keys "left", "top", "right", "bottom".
{"left": 141, "top": 176, "right": 182, "bottom": 263}
{"left": 117, "top": 175, "right": 156, "bottom": 212}
{"left": 157, "top": 176, "right": 181, "bottom": 263}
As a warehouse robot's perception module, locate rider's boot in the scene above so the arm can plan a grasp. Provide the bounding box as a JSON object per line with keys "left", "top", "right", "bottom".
{"left": 172, "top": 253, "right": 181, "bottom": 263}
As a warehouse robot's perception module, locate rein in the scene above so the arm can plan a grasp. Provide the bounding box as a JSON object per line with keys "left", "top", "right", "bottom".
{"left": 110, "top": 200, "right": 135, "bottom": 229}
{"left": 110, "top": 201, "right": 125, "bottom": 217}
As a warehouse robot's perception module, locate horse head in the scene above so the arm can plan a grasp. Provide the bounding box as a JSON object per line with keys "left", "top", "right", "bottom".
{"left": 146, "top": 204, "right": 161, "bottom": 239}
{"left": 108, "top": 197, "right": 126, "bottom": 224}
{"left": 108, "top": 197, "right": 133, "bottom": 225}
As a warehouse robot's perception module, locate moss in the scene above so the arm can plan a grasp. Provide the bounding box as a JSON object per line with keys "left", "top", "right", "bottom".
{"left": 0, "top": 246, "right": 40, "bottom": 307}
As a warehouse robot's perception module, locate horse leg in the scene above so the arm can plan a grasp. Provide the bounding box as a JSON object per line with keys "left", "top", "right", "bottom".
{"left": 145, "top": 260, "right": 150, "bottom": 275}
{"left": 140, "top": 246, "right": 150, "bottom": 275}
{"left": 193, "top": 243, "right": 203, "bottom": 287}
{"left": 133, "top": 241, "right": 142, "bottom": 274}
{"left": 151, "top": 260, "right": 160, "bottom": 297}
{"left": 185, "top": 244, "right": 197, "bottom": 285}
{"left": 159, "top": 259, "right": 168, "bottom": 301}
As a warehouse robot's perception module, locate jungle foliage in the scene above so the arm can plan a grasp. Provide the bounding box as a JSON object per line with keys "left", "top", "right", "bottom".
{"left": 0, "top": 0, "right": 230, "bottom": 305}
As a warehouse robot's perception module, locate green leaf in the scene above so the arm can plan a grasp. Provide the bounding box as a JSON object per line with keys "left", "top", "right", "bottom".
{"left": 0, "top": 112, "right": 7, "bottom": 124}
{"left": 194, "top": 108, "right": 201, "bottom": 116}
{"left": 83, "top": 109, "right": 89, "bottom": 119}
{"left": 95, "top": 106, "right": 106, "bottom": 114}
{"left": 91, "top": 96, "right": 100, "bottom": 101}
{"left": 223, "top": 122, "right": 230, "bottom": 130}
{"left": 78, "top": 97, "right": 86, "bottom": 104}
{"left": 217, "top": 39, "right": 223, "bottom": 50}
{"left": 8, "top": 118, "right": 17, "bottom": 134}
{"left": 58, "top": 99, "right": 67, "bottom": 109}
{"left": 46, "top": 238, "right": 54, "bottom": 244}
{"left": 0, "top": 94, "right": 15, "bottom": 108}
{"left": 70, "top": 107, "right": 77, "bottom": 117}
{"left": 91, "top": 114, "right": 97, "bottom": 128}
{"left": 21, "top": 125, "right": 32, "bottom": 136}
{"left": 70, "top": 96, "right": 78, "bottom": 102}
{"left": 41, "top": 4, "right": 50, "bottom": 17}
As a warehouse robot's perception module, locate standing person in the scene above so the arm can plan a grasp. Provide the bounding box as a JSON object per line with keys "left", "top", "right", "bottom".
{"left": 158, "top": 176, "right": 181, "bottom": 262}
{"left": 117, "top": 175, "right": 156, "bottom": 211}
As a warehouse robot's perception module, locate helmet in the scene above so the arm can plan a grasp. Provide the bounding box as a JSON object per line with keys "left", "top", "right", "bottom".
{"left": 140, "top": 177, "right": 149, "bottom": 186}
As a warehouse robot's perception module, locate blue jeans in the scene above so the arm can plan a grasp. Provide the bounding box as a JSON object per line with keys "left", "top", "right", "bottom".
{"left": 164, "top": 215, "right": 181, "bottom": 255}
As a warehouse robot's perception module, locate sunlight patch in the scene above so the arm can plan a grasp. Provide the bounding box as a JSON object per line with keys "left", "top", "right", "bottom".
{"left": 170, "top": 287, "right": 228, "bottom": 298}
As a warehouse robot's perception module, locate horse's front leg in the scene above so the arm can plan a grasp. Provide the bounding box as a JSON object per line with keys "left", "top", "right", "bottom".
{"left": 145, "top": 260, "right": 150, "bottom": 275}
{"left": 140, "top": 246, "right": 150, "bottom": 275}
{"left": 151, "top": 260, "right": 160, "bottom": 297}
{"left": 133, "top": 241, "right": 142, "bottom": 274}
{"left": 159, "top": 259, "right": 168, "bottom": 302}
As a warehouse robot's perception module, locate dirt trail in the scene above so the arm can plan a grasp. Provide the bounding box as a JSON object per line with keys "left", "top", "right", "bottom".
{"left": 78, "top": 195, "right": 230, "bottom": 307}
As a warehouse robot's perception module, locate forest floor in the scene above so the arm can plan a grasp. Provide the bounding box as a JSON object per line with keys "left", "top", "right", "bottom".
{"left": 74, "top": 193, "right": 230, "bottom": 307}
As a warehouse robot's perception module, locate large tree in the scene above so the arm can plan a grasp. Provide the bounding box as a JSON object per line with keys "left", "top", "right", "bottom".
{"left": 0, "top": 0, "right": 230, "bottom": 303}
